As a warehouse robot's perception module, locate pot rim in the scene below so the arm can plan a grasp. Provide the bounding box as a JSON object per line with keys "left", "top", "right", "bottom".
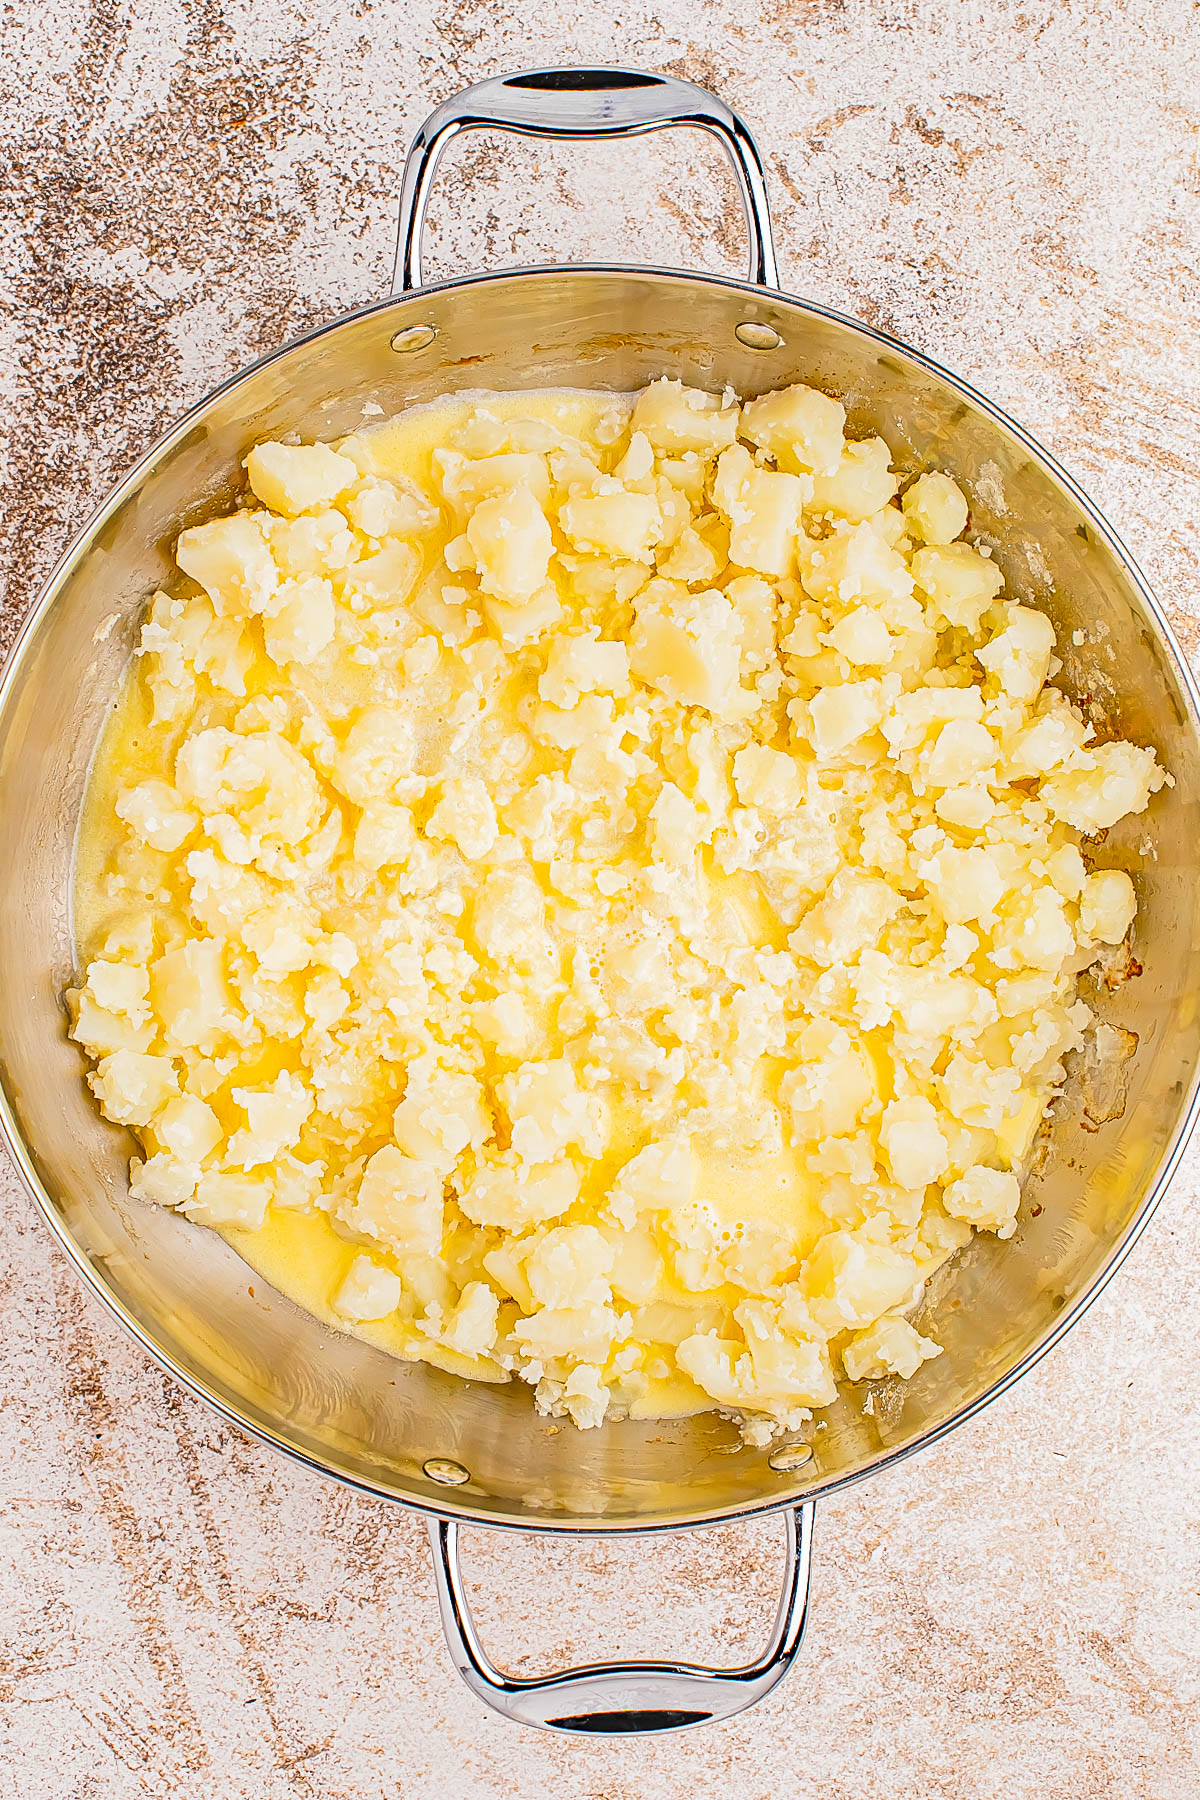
{"left": 6, "top": 259, "right": 1200, "bottom": 1535}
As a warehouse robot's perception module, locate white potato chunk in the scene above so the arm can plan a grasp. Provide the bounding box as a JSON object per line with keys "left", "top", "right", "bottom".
{"left": 245, "top": 440, "right": 358, "bottom": 516}
{"left": 175, "top": 727, "right": 320, "bottom": 845}
{"left": 393, "top": 1058, "right": 489, "bottom": 1170}
{"left": 789, "top": 873, "right": 901, "bottom": 966}
{"left": 175, "top": 513, "right": 278, "bottom": 617}
{"left": 353, "top": 800, "right": 416, "bottom": 871}
{"left": 740, "top": 383, "right": 846, "bottom": 476}
{"left": 334, "top": 1254, "right": 404, "bottom": 1321}
{"left": 902, "top": 472, "right": 969, "bottom": 545}
{"left": 439, "top": 1282, "right": 501, "bottom": 1356}
{"left": 991, "top": 888, "right": 1076, "bottom": 971}
{"left": 153, "top": 1093, "right": 222, "bottom": 1164}
{"left": 227, "top": 1070, "right": 313, "bottom": 1168}
{"left": 473, "top": 992, "right": 535, "bottom": 1059}
{"left": 130, "top": 1152, "right": 200, "bottom": 1211}
{"left": 496, "top": 1058, "right": 607, "bottom": 1162}
{"left": 630, "top": 378, "right": 739, "bottom": 455}
{"left": 942, "top": 1165, "right": 1021, "bottom": 1237}
{"left": 553, "top": 1363, "right": 611, "bottom": 1429}
{"left": 187, "top": 1170, "right": 271, "bottom": 1230}
{"left": 781, "top": 1041, "right": 875, "bottom": 1138}
{"left": 560, "top": 489, "right": 662, "bottom": 562}
{"left": 89, "top": 1051, "right": 178, "bottom": 1127}
{"left": 803, "top": 1229, "right": 922, "bottom": 1333}
{"left": 806, "top": 679, "right": 886, "bottom": 757}
{"left": 526, "top": 1224, "right": 614, "bottom": 1311}
{"left": 456, "top": 1157, "right": 580, "bottom": 1229}
{"left": 712, "top": 444, "right": 809, "bottom": 576}
{"left": 808, "top": 437, "right": 897, "bottom": 521}
{"left": 341, "top": 1145, "right": 445, "bottom": 1255}
{"left": 538, "top": 630, "right": 630, "bottom": 708}
{"left": 825, "top": 605, "right": 892, "bottom": 667}
{"left": 69, "top": 991, "right": 154, "bottom": 1058}
{"left": 150, "top": 941, "right": 234, "bottom": 1054}
{"left": 802, "top": 521, "right": 913, "bottom": 612}
{"left": 466, "top": 485, "right": 552, "bottom": 605}
{"left": 1040, "top": 741, "right": 1164, "bottom": 832}
{"left": 1078, "top": 868, "right": 1137, "bottom": 943}
{"left": 469, "top": 869, "right": 556, "bottom": 974}
{"left": 343, "top": 475, "right": 439, "bottom": 539}
{"left": 436, "top": 450, "right": 552, "bottom": 520}
{"left": 842, "top": 1314, "right": 942, "bottom": 1382}
{"left": 115, "top": 780, "right": 196, "bottom": 852}
{"left": 341, "top": 539, "right": 421, "bottom": 607}
{"left": 268, "top": 510, "right": 359, "bottom": 578}
{"left": 732, "top": 743, "right": 804, "bottom": 813}
{"left": 650, "top": 781, "right": 706, "bottom": 863}
{"left": 630, "top": 580, "right": 746, "bottom": 717}
{"left": 879, "top": 1096, "right": 951, "bottom": 1188}
{"left": 261, "top": 574, "right": 336, "bottom": 666}
{"left": 82, "top": 959, "right": 150, "bottom": 1026}
{"left": 913, "top": 543, "right": 1003, "bottom": 632}
{"left": 976, "top": 604, "right": 1056, "bottom": 701}
{"left": 922, "top": 717, "right": 997, "bottom": 788}
{"left": 426, "top": 776, "right": 500, "bottom": 860}
{"left": 332, "top": 707, "right": 416, "bottom": 804}
{"left": 608, "top": 1138, "right": 696, "bottom": 1227}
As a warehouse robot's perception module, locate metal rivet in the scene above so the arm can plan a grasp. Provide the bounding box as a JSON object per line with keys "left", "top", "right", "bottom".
{"left": 768, "top": 1443, "right": 813, "bottom": 1472}
{"left": 391, "top": 323, "right": 438, "bottom": 354}
{"left": 735, "top": 319, "right": 784, "bottom": 350}
{"left": 423, "top": 1456, "right": 470, "bottom": 1487}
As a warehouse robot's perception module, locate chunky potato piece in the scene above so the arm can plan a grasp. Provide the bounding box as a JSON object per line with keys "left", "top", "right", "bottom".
{"left": 467, "top": 485, "right": 552, "bottom": 606}
{"left": 912, "top": 542, "right": 1003, "bottom": 632}
{"left": 902, "top": 471, "right": 969, "bottom": 545}
{"left": 976, "top": 603, "right": 1056, "bottom": 701}
{"left": 331, "top": 706, "right": 415, "bottom": 804}
{"left": 629, "top": 579, "right": 746, "bottom": 717}
{"left": 808, "top": 436, "right": 897, "bottom": 521}
{"left": 175, "top": 726, "right": 320, "bottom": 846}
{"left": 740, "top": 383, "right": 846, "bottom": 477}
{"left": 150, "top": 941, "right": 234, "bottom": 1054}
{"left": 245, "top": 441, "right": 359, "bottom": 517}
{"left": 89, "top": 1051, "right": 178, "bottom": 1127}
{"left": 334, "top": 1254, "right": 404, "bottom": 1321}
{"left": 115, "top": 779, "right": 196, "bottom": 853}
{"left": 341, "top": 1145, "right": 445, "bottom": 1255}
{"left": 426, "top": 776, "right": 499, "bottom": 861}
{"left": 712, "top": 444, "right": 809, "bottom": 576}
{"left": 1079, "top": 868, "right": 1137, "bottom": 943}
{"left": 942, "top": 1166, "right": 1021, "bottom": 1236}
{"left": 843, "top": 1314, "right": 941, "bottom": 1381}
{"left": 456, "top": 1157, "right": 580, "bottom": 1230}
{"left": 560, "top": 488, "right": 662, "bottom": 562}
{"left": 176, "top": 514, "right": 277, "bottom": 617}
{"left": 1041, "top": 740, "right": 1164, "bottom": 831}
{"left": 261, "top": 575, "right": 336, "bottom": 666}
{"left": 631, "top": 378, "right": 739, "bottom": 455}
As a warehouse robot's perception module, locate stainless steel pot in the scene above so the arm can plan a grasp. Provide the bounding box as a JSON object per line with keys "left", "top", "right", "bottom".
{"left": 2, "top": 67, "right": 1199, "bottom": 1739}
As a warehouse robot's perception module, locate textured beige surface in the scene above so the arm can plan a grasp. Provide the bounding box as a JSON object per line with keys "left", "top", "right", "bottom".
{"left": 3, "top": 3, "right": 1200, "bottom": 1794}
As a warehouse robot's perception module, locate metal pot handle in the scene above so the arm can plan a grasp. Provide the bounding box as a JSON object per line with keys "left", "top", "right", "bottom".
{"left": 393, "top": 66, "right": 779, "bottom": 294}
{"left": 428, "top": 1501, "right": 814, "bottom": 1736}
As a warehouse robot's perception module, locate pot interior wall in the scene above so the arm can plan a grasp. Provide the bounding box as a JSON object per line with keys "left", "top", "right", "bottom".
{"left": 1, "top": 269, "right": 1196, "bottom": 1528}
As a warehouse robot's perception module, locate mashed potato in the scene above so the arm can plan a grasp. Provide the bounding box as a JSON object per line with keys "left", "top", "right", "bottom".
{"left": 69, "top": 381, "right": 1164, "bottom": 1439}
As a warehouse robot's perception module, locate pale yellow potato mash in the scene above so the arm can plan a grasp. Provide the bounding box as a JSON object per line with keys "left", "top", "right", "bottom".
{"left": 70, "top": 380, "right": 1164, "bottom": 1439}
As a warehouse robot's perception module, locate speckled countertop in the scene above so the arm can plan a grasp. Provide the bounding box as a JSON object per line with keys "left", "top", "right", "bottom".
{"left": 3, "top": 4, "right": 1200, "bottom": 1795}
